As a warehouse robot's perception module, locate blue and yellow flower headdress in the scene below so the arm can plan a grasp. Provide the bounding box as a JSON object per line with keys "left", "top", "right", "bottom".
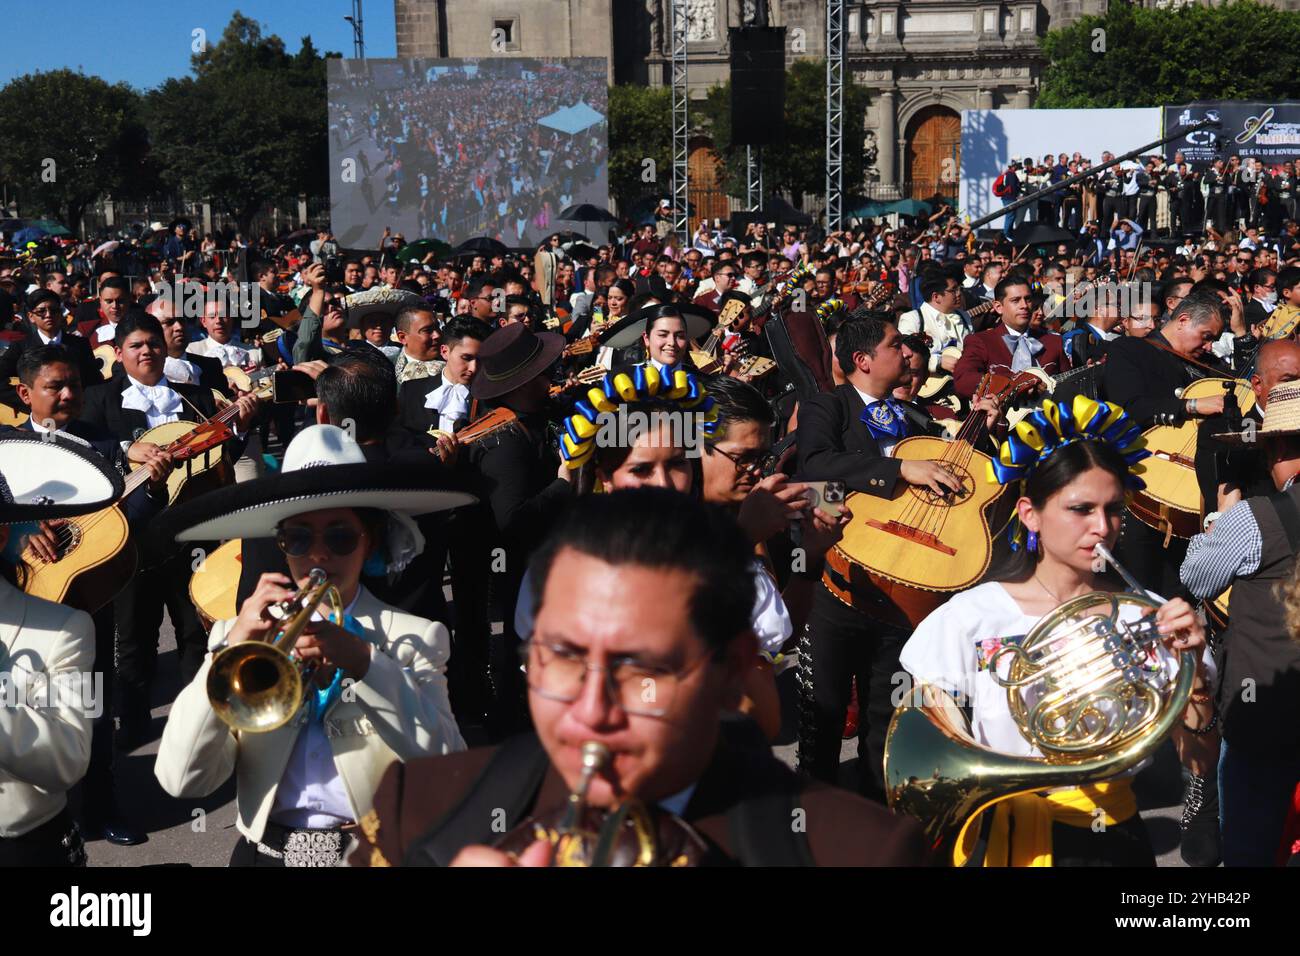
{"left": 558, "top": 364, "right": 719, "bottom": 470}
{"left": 989, "top": 395, "right": 1150, "bottom": 490}
{"left": 816, "top": 297, "right": 846, "bottom": 327}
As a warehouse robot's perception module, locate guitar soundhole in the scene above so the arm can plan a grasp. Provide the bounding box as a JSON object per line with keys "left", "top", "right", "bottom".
{"left": 60, "top": 522, "right": 82, "bottom": 558}
{"left": 905, "top": 463, "right": 975, "bottom": 506}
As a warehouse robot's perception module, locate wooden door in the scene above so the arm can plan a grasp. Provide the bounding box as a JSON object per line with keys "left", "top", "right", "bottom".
{"left": 688, "top": 138, "right": 731, "bottom": 230}
{"left": 906, "top": 106, "right": 961, "bottom": 199}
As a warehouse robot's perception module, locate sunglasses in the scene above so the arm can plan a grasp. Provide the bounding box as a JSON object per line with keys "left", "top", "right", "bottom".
{"left": 276, "top": 523, "right": 365, "bottom": 558}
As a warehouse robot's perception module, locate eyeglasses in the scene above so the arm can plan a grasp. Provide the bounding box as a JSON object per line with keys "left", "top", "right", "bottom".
{"left": 521, "top": 640, "right": 717, "bottom": 718}
{"left": 707, "top": 443, "right": 775, "bottom": 479}
{"left": 275, "top": 524, "right": 365, "bottom": 558}
{"left": 28, "top": 307, "right": 60, "bottom": 317}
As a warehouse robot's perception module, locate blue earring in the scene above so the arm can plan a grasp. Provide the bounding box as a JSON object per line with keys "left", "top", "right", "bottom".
{"left": 1026, "top": 530, "right": 1039, "bottom": 554}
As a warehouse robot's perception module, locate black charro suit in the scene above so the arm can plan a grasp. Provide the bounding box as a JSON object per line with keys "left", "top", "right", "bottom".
{"left": 0, "top": 326, "right": 104, "bottom": 409}
{"left": 793, "top": 383, "right": 930, "bottom": 802}
{"left": 78, "top": 373, "right": 227, "bottom": 744}
{"left": 397, "top": 373, "right": 445, "bottom": 438}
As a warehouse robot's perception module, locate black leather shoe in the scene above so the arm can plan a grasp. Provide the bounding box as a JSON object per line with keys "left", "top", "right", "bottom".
{"left": 101, "top": 820, "right": 147, "bottom": 847}
{"left": 1179, "top": 772, "right": 1222, "bottom": 867}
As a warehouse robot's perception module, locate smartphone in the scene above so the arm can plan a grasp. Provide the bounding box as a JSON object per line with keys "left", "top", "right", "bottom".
{"left": 273, "top": 369, "right": 316, "bottom": 404}
{"left": 804, "top": 480, "right": 847, "bottom": 518}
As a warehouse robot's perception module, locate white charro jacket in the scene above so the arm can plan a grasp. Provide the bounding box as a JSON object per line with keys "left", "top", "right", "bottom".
{"left": 154, "top": 585, "right": 465, "bottom": 843}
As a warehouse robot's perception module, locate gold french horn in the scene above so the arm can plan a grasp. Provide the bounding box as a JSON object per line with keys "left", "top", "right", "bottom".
{"left": 883, "top": 545, "right": 1196, "bottom": 863}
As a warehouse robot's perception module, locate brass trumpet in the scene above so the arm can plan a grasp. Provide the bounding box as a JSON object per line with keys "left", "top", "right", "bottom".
{"left": 494, "top": 741, "right": 710, "bottom": 866}
{"left": 206, "top": 567, "right": 344, "bottom": 733}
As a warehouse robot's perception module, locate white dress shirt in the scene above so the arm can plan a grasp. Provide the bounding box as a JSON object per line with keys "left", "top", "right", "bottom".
{"left": 270, "top": 592, "right": 362, "bottom": 829}
{"left": 35, "top": 328, "right": 63, "bottom": 345}
{"left": 898, "top": 302, "right": 970, "bottom": 373}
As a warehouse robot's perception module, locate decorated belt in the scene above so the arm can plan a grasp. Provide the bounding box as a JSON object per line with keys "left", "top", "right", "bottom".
{"left": 257, "top": 823, "right": 354, "bottom": 867}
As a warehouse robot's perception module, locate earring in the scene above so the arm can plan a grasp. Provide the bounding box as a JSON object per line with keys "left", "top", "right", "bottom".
{"left": 1026, "top": 530, "right": 1039, "bottom": 554}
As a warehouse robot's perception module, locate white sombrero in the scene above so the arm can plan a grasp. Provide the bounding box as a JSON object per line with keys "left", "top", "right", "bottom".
{"left": 0, "top": 430, "right": 124, "bottom": 524}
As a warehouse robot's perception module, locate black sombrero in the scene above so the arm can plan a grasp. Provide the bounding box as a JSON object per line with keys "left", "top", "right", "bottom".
{"left": 0, "top": 430, "right": 124, "bottom": 524}
{"left": 599, "top": 301, "right": 716, "bottom": 350}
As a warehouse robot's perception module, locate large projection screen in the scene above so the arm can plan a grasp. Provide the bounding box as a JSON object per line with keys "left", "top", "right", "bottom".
{"left": 327, "top": 57, "right": 609, "bottom": 249}
{"left": 959, "top": 108, "right": 1162, "bottom": 222}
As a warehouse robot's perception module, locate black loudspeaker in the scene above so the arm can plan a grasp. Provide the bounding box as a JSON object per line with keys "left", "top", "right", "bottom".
{"left": 730, "top": 27, "right": 786, "bottom": 147}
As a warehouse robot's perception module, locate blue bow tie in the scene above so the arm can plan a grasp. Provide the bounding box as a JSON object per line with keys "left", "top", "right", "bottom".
{"left": 861, "top": 399, "right": 909, "bottom": 441}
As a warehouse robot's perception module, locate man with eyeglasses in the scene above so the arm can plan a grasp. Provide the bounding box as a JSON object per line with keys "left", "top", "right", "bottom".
{"left": 898, "top": 271, "right": 969, "bottom": 376}
{"left": 691, "top": 264, "right": 737, "bottom": 312}
{"left": 347, "top": 488, "right": 929, "bottom": 867}
{"left": 0, "top": 289, "right": 102, "bottom": 411}
{"left": 1230, "top": 248, "right": 1255, "bottom": 292}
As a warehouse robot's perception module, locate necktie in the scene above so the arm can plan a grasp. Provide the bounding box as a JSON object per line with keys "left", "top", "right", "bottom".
{"left": 861, "top": 399, "right": 910, "bottom": 442}
{"left": 1003, "top": 332, "right": 1044, "bottom": 373}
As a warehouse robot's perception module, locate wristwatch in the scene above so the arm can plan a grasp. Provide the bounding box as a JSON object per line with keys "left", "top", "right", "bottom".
{"left": 1187, "top": 397, "right": 1198, "bottom": 415}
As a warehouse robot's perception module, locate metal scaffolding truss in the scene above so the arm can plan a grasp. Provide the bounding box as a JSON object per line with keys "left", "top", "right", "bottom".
{"left": 826, "top": 0, "right": 844, "bottom": 231}
{"left": 747, "top": 145, "right": 763, "bottom": 211}
{"left": 670, "top": 0, "right": 689, "bottom": 240}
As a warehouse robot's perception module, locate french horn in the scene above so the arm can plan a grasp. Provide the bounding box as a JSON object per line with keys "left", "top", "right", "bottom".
{"left": 883, "top": 549, "right": 1195, "bottom": 864}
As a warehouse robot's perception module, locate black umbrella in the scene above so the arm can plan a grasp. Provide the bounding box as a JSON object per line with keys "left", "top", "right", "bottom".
{"left": 754, "top": 196, "right": 813, "bottom": 227}
{"left": 1010, "top": 222, "right": 1075, "bottom": 247}
{"left": 453, "top": 236, "right": 510, "bottom": 259}
{"left": 562, "top": 241, "right": 600, "bottom": 261}
{"left": 558, "top": 203, "right": 618, "bottom": 224}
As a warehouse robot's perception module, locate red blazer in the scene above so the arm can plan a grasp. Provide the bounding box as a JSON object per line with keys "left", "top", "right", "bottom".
{"left": 952, "top": 324, "right": 1070, "bottom": 399}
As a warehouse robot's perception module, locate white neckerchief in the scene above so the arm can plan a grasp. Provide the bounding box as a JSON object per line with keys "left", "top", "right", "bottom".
{"left": 164, "top": 354, "right": 202, "bottom": 385}
{"left": 121, "top": 373, "right": 183, "bottom": 427}
{"left": 423, "top": 379, "right": 471, "bottom": 433}
{"left": 189, "top": 336, "right": 249, "bottom": 369}
{"left": 95, "top": 323, "right": 116, "bottom": 343}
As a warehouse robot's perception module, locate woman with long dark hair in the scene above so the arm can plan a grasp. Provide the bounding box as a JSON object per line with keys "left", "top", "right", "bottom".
{"left": 899, "top": 401, "right": 1213, "bottom": 866}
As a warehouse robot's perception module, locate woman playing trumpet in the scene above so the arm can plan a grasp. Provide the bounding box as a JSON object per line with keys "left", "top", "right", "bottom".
{"left": 154, "top": 425, "right": 474, "bottom": 866}
{"left": 898, "top": 398, "right": 1214, "bottom": 866}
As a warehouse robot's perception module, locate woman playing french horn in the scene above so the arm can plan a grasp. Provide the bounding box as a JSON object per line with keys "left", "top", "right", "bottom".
{"left": 897, "top": 397, "right": 1214, "bottom": 866}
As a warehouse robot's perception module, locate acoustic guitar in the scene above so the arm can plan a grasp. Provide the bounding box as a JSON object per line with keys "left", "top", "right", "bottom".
{"left": 548, "top": 365, "right": 607, "bottom": 399}
{"left": 428, "top": 405, "right": 521, "bottom": 445}
{"left": 1130, "top": 378, "right": 1253, "bottom": 543}
{"left": 134, "top": 377, "right": 273, "bottom": 504}
{"left": 189, "top": 537, "right": 242, "bottom": 630}
{"left": 94, "top": 343, "right": 116, "bottom": 378}
{"left": 824, "top": 370, "right": 1046, "bottom": 626}
{"left": 17, "top": 424, "right": 234, "bottom": 613}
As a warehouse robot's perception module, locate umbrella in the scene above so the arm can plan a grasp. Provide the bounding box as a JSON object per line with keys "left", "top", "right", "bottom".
{"left": 12, "top": 226, "right": 48, "bottom": 246}
{"left": 91, "top": 240, "right": 120, "bottom": 258}
{"left": 557, "top": 203, "right": 618, "bottom": 224}
{"left": 453, "top": 236, "right": 510, "bottom": 258}
{"left": 277, "top": 227, "right": 316, "bottom": 245}
{"left": 754, "top": 197, "right": 813, "bottom": 227}
{"left": 396, "top": 239, "right": 451, "bottom": 264}
{"left": 559, "top": 203, "right": 619, "bottom": 242}
{"left": 1011, "top": 222, "right": 1076, "bottom": 247}
{"left": 27, "top": 219, "right": 72, "bottom": 238}
{"left": 561, "top": 241, "right": 600, "bottom": 261}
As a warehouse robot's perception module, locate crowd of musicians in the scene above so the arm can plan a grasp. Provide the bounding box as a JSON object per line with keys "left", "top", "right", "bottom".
{"left": 0, "top": 191, "right": 1298, "bottom": 869}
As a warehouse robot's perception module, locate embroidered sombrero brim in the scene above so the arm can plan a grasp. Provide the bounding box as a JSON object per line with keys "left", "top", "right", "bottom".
{"left": 343, "top": 288, "right": 425, "bottom": 327}
{"left": 153, "top": 462, "right": 476, "bottom": 543}
{"left": 0, "top": 430, "right": 125, "bottom": 524}
{"left": 599, "top": 304, "right": 715, "bottom": 350}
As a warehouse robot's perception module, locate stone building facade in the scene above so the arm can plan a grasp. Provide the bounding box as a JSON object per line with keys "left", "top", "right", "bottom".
{"left": 394, "top": 0, "right": 1300, "bottom": 205}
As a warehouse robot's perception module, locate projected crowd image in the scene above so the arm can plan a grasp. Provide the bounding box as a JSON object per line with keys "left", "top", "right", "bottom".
{"left": 327, "top": 58, "right": 609, "bottom": 249}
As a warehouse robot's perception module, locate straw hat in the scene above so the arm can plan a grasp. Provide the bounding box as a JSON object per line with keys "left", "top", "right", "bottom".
{"left": 1213, "top": 382, "right": 1300, "bottom": 444}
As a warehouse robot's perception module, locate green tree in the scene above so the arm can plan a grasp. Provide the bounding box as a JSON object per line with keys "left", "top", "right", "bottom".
{"left": 145, "top": 12, "right": 332, "bottom": 235}
{"left": 1038, "top": 0, "right": 1300, "bottom": 108}
{"left": 608, "top": 84, "right": 673, "bottom": 213}
{"left": 695, "top": 58, "right": 871, "bottom": 206}
{"left": 0, "top": 70, "right": 151, "bottom": 233}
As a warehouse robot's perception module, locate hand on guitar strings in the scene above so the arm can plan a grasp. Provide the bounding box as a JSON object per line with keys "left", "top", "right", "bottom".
{"left": 27, "top": 520, "right": 66, "bottom": 564}
{"left": 972, "top": 394, "right": 1001, "bottom": 431}
{"left": 899, "top": 459, "right": 964, "bottom": 498}
{"left": 135, "top": 445, "right": 176, "bottom": 488}
{"left": 233, "top": 392, "right": 261, "bottom": 431}
{"left": 737, "top": 474, "right": 812, "bottom": 545}
{"left": 431, "top": 430, "right": 458, "bottom": 466}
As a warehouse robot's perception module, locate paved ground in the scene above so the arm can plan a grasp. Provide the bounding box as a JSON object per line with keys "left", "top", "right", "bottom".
{"left": 80, "top": 617, "right": 1197, "bottom": 867}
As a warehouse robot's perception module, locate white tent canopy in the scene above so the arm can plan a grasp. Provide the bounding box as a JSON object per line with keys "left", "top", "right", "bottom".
{"left": 538, "top": 100, "right": 605, "bottom": 136}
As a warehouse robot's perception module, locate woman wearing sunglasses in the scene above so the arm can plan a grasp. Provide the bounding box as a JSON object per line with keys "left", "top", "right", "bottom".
{"left": 154, "top": 424, "right": 476, "bottom": 866}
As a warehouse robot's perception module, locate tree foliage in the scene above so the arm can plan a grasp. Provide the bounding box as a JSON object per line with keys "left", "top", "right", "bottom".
{"left": 608, "top": 83, "right": 673, "bottom": 213}
{"left": 144, "top": 12, "right": 332, "bottom": 235}
{"left": 0, "top": 70, "right": 152, "bottom": 230}
{"left": 1038, "top": 0, "right": 1300, "bottom": 108}
{"left": 694, "top": 58, "right": 870, "bottom": 205}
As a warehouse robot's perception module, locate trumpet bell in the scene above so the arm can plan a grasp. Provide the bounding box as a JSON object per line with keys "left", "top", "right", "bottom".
{"left": 206, "top": 641, "right": 305, "bottom": 733}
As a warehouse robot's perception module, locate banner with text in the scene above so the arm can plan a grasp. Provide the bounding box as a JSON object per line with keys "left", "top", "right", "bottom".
{"left": 1163, "top": 101, "right": 1300, "bottom": 169}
